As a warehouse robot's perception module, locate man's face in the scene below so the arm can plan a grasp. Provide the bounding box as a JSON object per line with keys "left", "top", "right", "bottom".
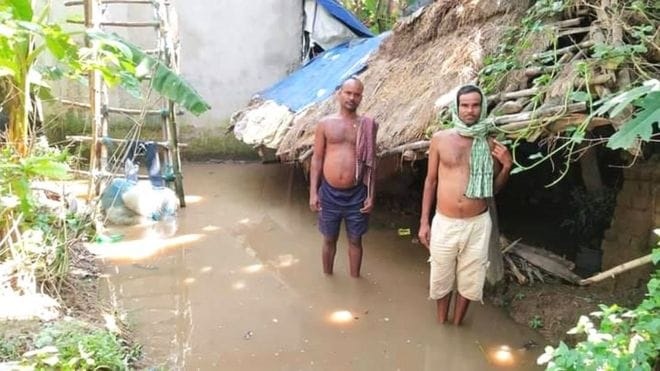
{"left": 338, "top": 80, "right": 363, "bottom": 113}
{"left": 457, "top": 91, "right": 482, "bottom": 125}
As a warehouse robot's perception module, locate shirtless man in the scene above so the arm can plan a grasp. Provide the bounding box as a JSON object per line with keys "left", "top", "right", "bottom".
{"left": 418, "top": 84, "right": 512, "bottom": 325}
{"left": 309, "top": 77, "right": 377, "bottom": 278}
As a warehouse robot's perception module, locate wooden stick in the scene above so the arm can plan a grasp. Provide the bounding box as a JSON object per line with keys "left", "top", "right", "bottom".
{"left": 65, "top": 0, "right": 154, "bottom": 5}
{"left": 509, "top": 245, "right": 582, "bottom": 284}
{"left": 298, "top": 148, "right": 313, "bottom": 162}
{"left": 494, "top": 102, "right": 587, "bottom": 125}
{"left": 524, "top": 66, "right": 560, "bottom": 78}
{"left": 514, "top": 242, "right": 576, "bottom": 270}
{"left": 66, "top": 20, "right": 161, "bottom": 28}
{"left": 558, "top": 26, "right": 596, "bottom": 37}
{"left": 85, "top": 0, "right": 103, "bottom": 201}
{"left": 505, "top": 255, "right": 527, "bottom": 284}
{"left": 487, "top": 87, "right": 539, "bottom": 103}
{"left": 501, "top": 238, "right": 522, "bottom": 254}
{"left": 66, "top": 135, "right": 188, "bottom": 148}
{"left": 379, "top": 140, "right": 430, "bottom": 157}
{"left": 58, "top": 99, "right": 176, "bottom": 116}
{"left": 579, "top": 254, "right": 653, "bottom": 285}
{"left": 548, "top": 17, "right": 584, "bottom": 29}
{"left": 548, "top": 114, "right": 611, "bottom": 132}
{"left": 574, "top": 74, "right": 612, "bottom": 87}
{"left": 532, "top": 40, "right": 594, "bottom": 60}
{"left": 69, "top": 169, "right": 151, "bottom": 180}
{"left": 532, "top": 266, "right": 546, "bottom": 283}
{"left": 558, "top": 52, "right": 575, "bottom": 64}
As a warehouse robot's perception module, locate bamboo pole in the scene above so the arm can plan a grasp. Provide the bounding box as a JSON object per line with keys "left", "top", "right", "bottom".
{"left": 574, "top": 74, "right": 612, "bottom": 87}
{"left": 66, "top": 135, "right": 188, "bottom": 148}
{"left": 299, "top": 148, "right": 313, "bottom": 162}
{"left": 532, "top": 40, "right": 594, "bottom": 60}
{"left": 379, "top": 140, "right": 430, "bottom": 157}
{"left": 69, "top": 169, "right": 152, "bottom": 180}
{"left": 487, "top": 87, "right": 539, "bottom": 103}
{"left": 159, "top": 0, "right": 186, "bottom": 207}
{"left": 64, "top": 0, "right": 153, "bottom": 5}
{"left": 85, "top": 0, "right": 103, "bottom": 201}
{"left": 66, "top": 19, "right": 161, "bottom": 28}
{"left": 524, "top": 66, "right": 560, "bottom": 78}
{"left": 100, "top": 82, "right": 109, "bottom": 180}
{"left": 549, "top": 17, "right": 584, "bottom": 28}
{"left": 579, "top": 254, "right": 653, "bottom": 285}
{"left": 494, "top": 102, "right": 587, "bottom": 125}
{"left": 59, "top": 99, "right": 164, "bottom": 115}
{"left": 558, "top": 26, "right": 596, "bottom": 37}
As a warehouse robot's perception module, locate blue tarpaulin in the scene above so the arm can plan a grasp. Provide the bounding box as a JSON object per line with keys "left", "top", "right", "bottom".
{"left": 258, "top": 33, "right": 388, "bottom": 112}
{"left": 317, "top": 0, "right": 374, "bottom": 38}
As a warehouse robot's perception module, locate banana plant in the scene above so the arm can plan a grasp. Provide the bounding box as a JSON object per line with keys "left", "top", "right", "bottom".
{"left": 0, "top": 0, "right": 210, "bottom": 157}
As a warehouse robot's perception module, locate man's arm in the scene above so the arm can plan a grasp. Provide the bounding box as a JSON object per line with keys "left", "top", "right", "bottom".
{"left": 309, "top": 120, "right": 326, "bottom": 211}
{"left": 491, "top": 140, "right": 512, "bottom": 193}
{"left": 418, "top": 134, "right": 440, "bottom": 247}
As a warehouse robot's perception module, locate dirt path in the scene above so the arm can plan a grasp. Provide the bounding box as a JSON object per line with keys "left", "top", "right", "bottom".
{"left": 92, "top": 163, "right": 544, "bottom": 370}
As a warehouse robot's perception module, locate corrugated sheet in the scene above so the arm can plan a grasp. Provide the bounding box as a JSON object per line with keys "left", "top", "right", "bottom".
{"left": 258, "top": 32, "right": 388, "bottom": 112}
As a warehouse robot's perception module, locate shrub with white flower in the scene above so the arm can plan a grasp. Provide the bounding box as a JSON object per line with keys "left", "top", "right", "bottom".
{"left": 538, "top": 234, "right": 660, "bottom": 370}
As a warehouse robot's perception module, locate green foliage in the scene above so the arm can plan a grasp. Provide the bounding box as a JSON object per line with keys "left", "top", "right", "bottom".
{"left": 87, "top": 31, "right": 211, "bottom": 116}
{"left": 474, "top": 0, "right": 658, "bottom": 182}
{"left": 600, "top": 81, "right": 660, "bottom": 150}
{"left": 538, "top": 235, "right": 660, "bottom": 370}
{"left": 20, "top": 320, "right": 129, "bottom": 370}
{"left": 478, "top": 0, "right": 568, "bottom": 94}
{"left": 0, "top": 140, "right": 85, "bottom": 281}
{"left": 0, "top": 333, "right": 32, "bottom": 361}
{"left": 0, "top": 1, "right": 210, "bottom": 155}
{"left": 592, "top": 42, "right": 648, "bottom": 70}
{"left": 530, "top": 315, "right": 545, "bottom": 329}
{"left": 341, "top": 0, "right": 417, "bottom": 33}
{"left": 0, "top": 140, "right": 71, "bottom": 217}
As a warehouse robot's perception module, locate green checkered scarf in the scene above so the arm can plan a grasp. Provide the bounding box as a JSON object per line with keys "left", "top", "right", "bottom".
{"left": 452, "top": 85, "right": 493, "bottom": 199}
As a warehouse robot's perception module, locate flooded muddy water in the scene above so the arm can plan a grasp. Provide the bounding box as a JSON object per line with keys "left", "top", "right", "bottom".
{"left": 94, "top": 163, "right": 544, "bottom": 370}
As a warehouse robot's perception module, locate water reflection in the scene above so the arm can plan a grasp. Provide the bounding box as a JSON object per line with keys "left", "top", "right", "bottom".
{"left": 232, "top": 281, "right": 246, "bottom": 290}
{"left": 242, "top": 264, "right": 264, "bottom": 274}
{"left": 184, "top": 195, "right": 203, "bottom": 204}
{"left": 329, "top": 310, "right": 354, "bottom": 324}
{"left": 100, "top": 164, "right": 544, "bottom": 370}
{"left": 491, "top": 345, "right": 516, "bottom": 367}
{"left": 88, "top": 233, "right": 203, "bottom": 261}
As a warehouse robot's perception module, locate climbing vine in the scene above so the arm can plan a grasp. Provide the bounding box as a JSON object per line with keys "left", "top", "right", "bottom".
{"left": 470, "top": 0, "right": 659, "bottom": 183}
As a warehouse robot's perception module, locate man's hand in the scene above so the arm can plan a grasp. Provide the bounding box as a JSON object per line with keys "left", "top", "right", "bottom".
{"left": 418, "top": 223, "right": 430, "bottom": 249}
{"left": 491, "top": 140, "right": 513, "bottom": 171}
{"left": 309, "top": 193, "right": 320, "bottom": 212}
{"left": 360, "top": 197, "right": 374, "bottom": 214}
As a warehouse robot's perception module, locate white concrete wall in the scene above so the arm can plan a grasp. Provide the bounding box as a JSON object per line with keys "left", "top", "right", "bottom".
{"left": 50, "top": 1, "right": 303, "bottom": 128}
{"left": 175, "top": 0, "right": 302, "bottom": 126}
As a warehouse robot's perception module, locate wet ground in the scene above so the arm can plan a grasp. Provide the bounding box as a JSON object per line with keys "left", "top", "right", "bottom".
{"left": 92, "top": 163, "right": 545, "bottom": 370}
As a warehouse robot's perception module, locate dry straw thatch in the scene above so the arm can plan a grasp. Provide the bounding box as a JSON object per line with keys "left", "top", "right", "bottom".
{"left": 277, "top": 0, "right": 531, "bottom": 162}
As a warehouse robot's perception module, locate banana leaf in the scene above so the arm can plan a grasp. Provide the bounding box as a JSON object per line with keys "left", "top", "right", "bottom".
{"left": 88, "top": 30, "right": 211, "bottom": 116}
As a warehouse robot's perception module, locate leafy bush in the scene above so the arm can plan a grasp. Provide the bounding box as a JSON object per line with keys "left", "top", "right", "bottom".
{"left": 21, "top": 320, "right": 128, "bottom": 370}
{"left": 538, "top": 235, "right": 660, "bottom": 370}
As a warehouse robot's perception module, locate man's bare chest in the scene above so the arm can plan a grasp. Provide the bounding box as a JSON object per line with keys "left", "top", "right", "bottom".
{"left": 439, "top": 139, "right": 472, "bottom": 168}
{"left": 325, "top": 123, "right": 357, "bottom": 145}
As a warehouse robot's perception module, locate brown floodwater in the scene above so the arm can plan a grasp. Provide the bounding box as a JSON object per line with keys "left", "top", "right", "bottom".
{"left": 93, "top": 163, "right": 545, "bottom": 370}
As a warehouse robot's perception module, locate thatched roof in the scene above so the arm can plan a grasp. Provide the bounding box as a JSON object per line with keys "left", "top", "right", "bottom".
{"left": 277, "top": 0, "right": 531, "bottom": 161}
{"left": 270, "top": 0, "right": 659, "bottom": 163}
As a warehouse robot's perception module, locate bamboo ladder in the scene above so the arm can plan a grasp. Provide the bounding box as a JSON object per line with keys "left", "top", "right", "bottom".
{"left": 62, "top": 0, "right": 186, "bottom": 207}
